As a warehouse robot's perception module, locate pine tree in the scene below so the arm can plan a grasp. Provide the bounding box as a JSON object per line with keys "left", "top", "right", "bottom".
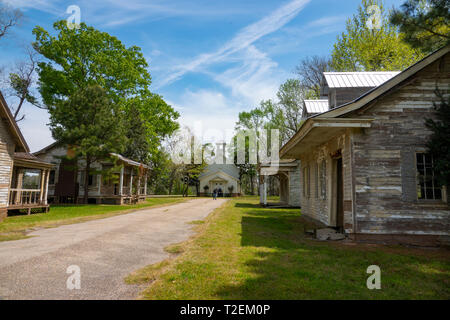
{"left": 425, "top": 90, "right": 450, "bottom": 191}
{"left": 390, "top": 0, "right": 450, "bottom": 54}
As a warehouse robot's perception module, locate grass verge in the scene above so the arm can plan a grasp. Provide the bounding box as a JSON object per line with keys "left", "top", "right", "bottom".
{"left": 0, "top": 197, "right": 186, "bottom": 242}
{"left": 127, "top": 197, "right": 450, "bottom": 300}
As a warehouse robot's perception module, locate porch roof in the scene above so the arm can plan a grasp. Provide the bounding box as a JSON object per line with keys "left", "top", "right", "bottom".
{"left": 259, "top": 159, "right": 299, "bottom": 176}
{"left": 280, "top": 118, "right": 373, "bottom": 158}
{"left": 14, "top": 152, "right": 54, "bottom": 169}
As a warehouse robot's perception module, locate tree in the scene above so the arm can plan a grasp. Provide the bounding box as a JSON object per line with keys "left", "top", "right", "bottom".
{"left": 295, "top": 55, "right": 332, "bottom": 98}
{"left": 33, "top": 20, "right": 151, "bottom": 107}
{"left": 0, "top": 4, "right": 22, "bottom": 40}
{"left": 390, "top": 0, "right": 450, "bottom": 54}
{"left": 7, "top": 47, "right": 44, "bottom": 121}
{"left": 331, "top": 0, "right": 424, "bottom": 71}
{"left": 49, "top": 85, "right": 126, "bottom": 203}
{"left": 425, "top": 90, "right": 450, "bottom": 191}
{"left": 33, "top": 20, "right": 179, "bottom": 166}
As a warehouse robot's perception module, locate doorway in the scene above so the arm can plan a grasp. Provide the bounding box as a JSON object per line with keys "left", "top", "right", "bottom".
{"left": 335, "top": 157, "right": 344, "bottom": 231}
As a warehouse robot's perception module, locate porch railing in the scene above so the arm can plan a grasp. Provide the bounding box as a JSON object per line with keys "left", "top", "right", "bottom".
{"left": 8, "top": 188, "right": 44, "bottom": 207}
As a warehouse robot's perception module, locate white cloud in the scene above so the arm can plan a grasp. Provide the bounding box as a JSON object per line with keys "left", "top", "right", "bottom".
{"left": 157, "top": 0, "right": 310, "bottom": 88}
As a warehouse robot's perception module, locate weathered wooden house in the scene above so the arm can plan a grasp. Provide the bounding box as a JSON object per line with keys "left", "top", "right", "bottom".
{"left": 280, "top": 46, "right": 450, "bottom": 246}
{"left": 0, "top": 92, "right": 53, "bottom": 222}
{"left": 259, "top": 159, "right": 301, "bottom": 207}
{"left": 34, "top": 143, "right": 149, "bottom": 204}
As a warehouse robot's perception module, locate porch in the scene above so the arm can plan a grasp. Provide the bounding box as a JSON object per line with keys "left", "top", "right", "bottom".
{"left": 8, "top": 153, "right": 53, "bottom": 214}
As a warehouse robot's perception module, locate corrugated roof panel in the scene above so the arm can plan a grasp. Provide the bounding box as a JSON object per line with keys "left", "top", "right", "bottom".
{"left": 304, "top": 100, "right": 329, "bottom": 114}
{"left": 324, "top": 72, "right": 400, "bottom": 88}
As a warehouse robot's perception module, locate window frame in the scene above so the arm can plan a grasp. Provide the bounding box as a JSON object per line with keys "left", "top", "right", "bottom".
{"left": 415, "top": 152, "right": 442, "bottom": 201}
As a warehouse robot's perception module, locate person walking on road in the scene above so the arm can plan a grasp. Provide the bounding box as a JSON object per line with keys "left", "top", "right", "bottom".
{"left": 212, "top": 188, "right": 217, "bottom": 200}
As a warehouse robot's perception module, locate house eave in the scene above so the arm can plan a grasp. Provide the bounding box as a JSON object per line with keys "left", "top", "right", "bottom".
{"left": 280, "top": 118, "right": 373, "bottom": 159}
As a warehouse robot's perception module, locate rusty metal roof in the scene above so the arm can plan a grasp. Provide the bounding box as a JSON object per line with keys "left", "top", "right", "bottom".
{"left": 323, "top": 72, "right": 400, "bottom": 88}
{"left": 304, "top": 99, "right": 329, "bottom": 114}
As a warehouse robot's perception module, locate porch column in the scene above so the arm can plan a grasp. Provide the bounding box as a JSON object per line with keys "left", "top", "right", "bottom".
{"left": 43, "top": 169, "right": 50, "bottom": 205}
{"left": 263, "top": 179, "right": 267, "bottom": 206}
{"left": 144, "top": 174, "right": 148, "bottom": 195}
{"left": 119, "top": 166, "right": 124, "bottom": 195}
{"left": 137, "top": 174, "right": 141, "bottom": 196}
{"left": 39, "top": 169, "right": 45, "bottom": 203}
{"left": 15, "top": 168, "right": 24, "bottom": 204}
{"left": 129, "top": 169, "right": 133, "bottom": 195}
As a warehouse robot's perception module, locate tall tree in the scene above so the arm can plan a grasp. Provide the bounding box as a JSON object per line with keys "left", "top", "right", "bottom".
{"left": 425, "top": 91, "right": 450, "bottom": 192}
{"left": 331, "top": 0, "right": 424, "bottom": 71}
{"left": 390, "top": 0, "right": 450, "bottom": 54}
{"left": 33, "top": 20, "right": 151, "bottom": 106}
{"left": 7, "top": 47, "right": 43, "bottom": 121}
{"left": 49, "top": 85, "right": 126, "bottom": 203}
{"left": 33, "top": 20, "right": 179, "bottom": 165}
{"left": 295, "top": 55, "right": 331, "bottom": 98}
{"left": 0, "top": 4, "right": 22, "bottom": 40}
{"left": 276, "top": 79, "right": 306, "bottom": 137}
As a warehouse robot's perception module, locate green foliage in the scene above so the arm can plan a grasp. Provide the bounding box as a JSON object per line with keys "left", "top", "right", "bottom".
{"left": 49, "top": 84, "right": 125, "bottom": 158}
{"left": 49, "top": 84, "right": 126, "bottom": 202}
{"left": 331, "top": 0, "right": 424, "bottom": 71}
{"left": 33, "top": 20, "right": 179, "bottom": 179}
{"left": 425, "top": 90, "right": 450, "bottom": 188}
{"left": 33, "top": 20, "right": 151, "bottom": 106}
{"left": 390, "top": 0, "right": 450, "bottom": 54}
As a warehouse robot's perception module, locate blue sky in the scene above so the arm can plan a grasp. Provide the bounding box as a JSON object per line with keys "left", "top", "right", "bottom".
{"left": 1, "top": 0, "right": 402, "bottom": 152}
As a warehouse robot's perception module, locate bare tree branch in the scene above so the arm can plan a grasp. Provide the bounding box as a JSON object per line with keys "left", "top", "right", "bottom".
{"left": 0, "top": 5, "right": 22, "bottom": 40}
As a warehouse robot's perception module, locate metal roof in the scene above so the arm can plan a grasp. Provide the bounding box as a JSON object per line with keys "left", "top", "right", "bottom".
{"left": 323, "top": 72, "right": 400, "bottom": 88}
{"left": 303, "top": 100, "right": 329, "bottom": 114}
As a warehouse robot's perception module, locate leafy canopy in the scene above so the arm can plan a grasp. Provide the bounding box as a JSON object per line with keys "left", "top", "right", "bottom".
{"left": 33, "top": 20, "right": 151, "bottom": 106}
{"left": 331, "top": 0, "right": 424, "bottom": 71}
{"left": 390, "top": 0, "right": 450, "bottom": 54}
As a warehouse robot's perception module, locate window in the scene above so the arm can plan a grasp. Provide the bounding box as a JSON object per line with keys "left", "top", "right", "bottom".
{"left": 79, "top": 172, "right": 97, "bottom": 187}
{"left": 22, "top": 169, "right": 40, "bottom": 189}
{"left": 320, "top": 160, "right": 326, "bottom": 199}
{"left": 416, "top": 153, "right": 441, "bottom": 200}
{"left": 49, "top": 170, "right": 56, "bottom": 185}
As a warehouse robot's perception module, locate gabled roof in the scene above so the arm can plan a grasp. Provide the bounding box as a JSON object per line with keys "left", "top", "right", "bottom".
{"left": 317, "top": 45, "right": 449, "bottom": 119}
{"left": 199, "top": 164, "right": 240, "bottom": 180}
{"left": 280, "top": 45, "right": 450, "bottom": 159}
{"left": 303, "top": 100, "right": 328, "bottom": 114}
{"left": 323, "top": 71, "right": 400, "bottom": 88}
{"left": 0, "top": 91, "right": 29, "bottom": 152}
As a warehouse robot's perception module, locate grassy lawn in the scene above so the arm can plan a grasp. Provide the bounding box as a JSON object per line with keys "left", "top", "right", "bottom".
{"left": 127, "top": 197, "right": 450, "bottom": 300}
{"left": 0, "top": 197, "right": 185, "bottom": 242}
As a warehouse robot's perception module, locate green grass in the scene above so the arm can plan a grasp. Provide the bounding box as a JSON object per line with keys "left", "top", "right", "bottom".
{"left": 128, "top": 198, "right": 450, "bottom": 300}
{"left": 0, "top": 197, "right": 185, "bottom": 242}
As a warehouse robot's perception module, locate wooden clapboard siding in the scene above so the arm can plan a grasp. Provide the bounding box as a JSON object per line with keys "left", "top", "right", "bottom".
{"left": 348, "top": 53, "right": 450, "bottom": 236}
{"left": 298, "top": 130, "right": 354, "bottom": 232}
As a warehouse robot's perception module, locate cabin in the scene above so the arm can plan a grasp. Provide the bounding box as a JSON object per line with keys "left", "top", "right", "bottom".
{"left": 0, "top": 92, "right": 53, "bottom": 222}
{"left": 280, "top": 46, "right": 450, "bottom": 246}
{"left": 259, "top": 159, "right": 301, "bottom": 207}
{"left": 34, "top": 143, "right": 149, "bottom": 204}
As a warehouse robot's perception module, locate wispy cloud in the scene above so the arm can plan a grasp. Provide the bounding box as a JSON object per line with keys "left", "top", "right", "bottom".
{"left": 157, "top": 0, "right": 310, "bottom": 89}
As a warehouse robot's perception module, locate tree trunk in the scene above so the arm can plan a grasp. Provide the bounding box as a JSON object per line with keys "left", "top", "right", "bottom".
{"left": 250, "top": 174, "right": 254, "bottom": 195}
{"left": 83, "top": 157, "right": 91, "bottom": 204}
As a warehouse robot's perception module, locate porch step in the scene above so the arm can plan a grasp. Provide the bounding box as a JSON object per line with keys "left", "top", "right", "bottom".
{"left": 315, "top": 228, "right": 346, "bottom": 241}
